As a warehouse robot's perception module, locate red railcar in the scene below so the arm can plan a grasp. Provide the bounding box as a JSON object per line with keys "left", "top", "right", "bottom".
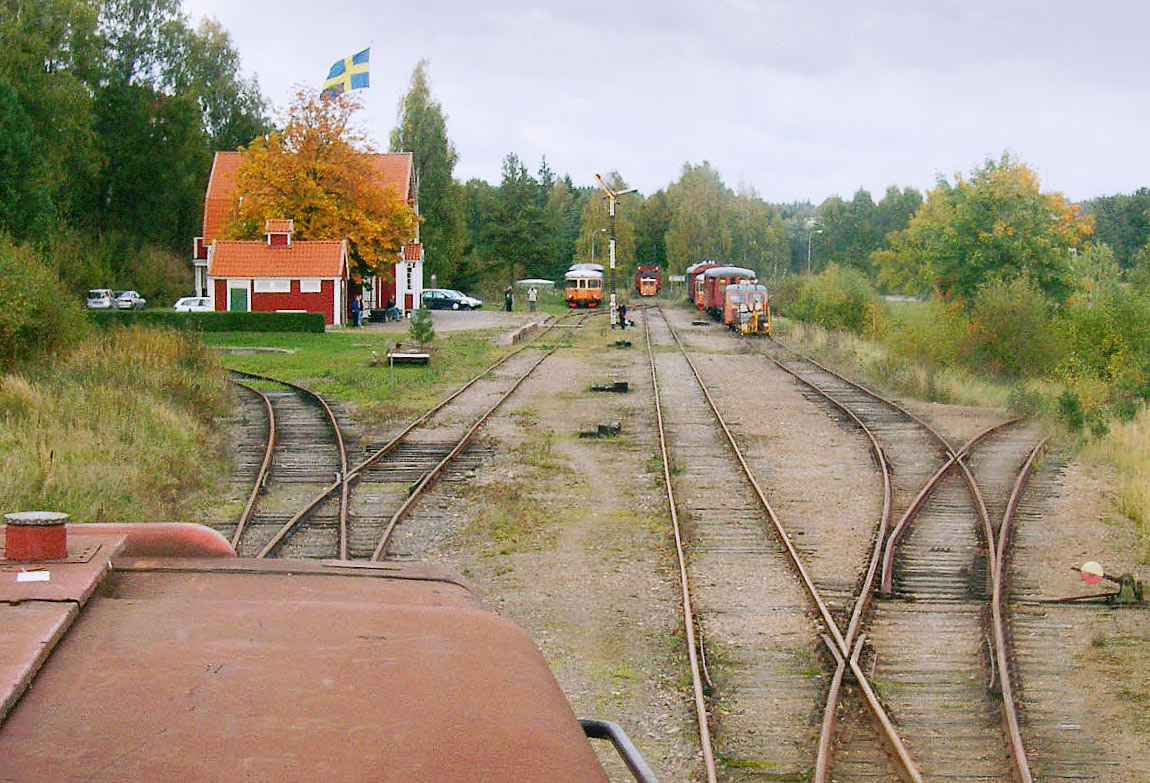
{"left": 686, "top": 262, "right": 718, "bottom": 309}
{"left": 1, "top": 520, "right": 657, "bottom": 782}
{"left": 634, "top": 264, "right": 662, "bottom": 296}
{"left": 702, "top": 265, "right": 756, "bottom": 318}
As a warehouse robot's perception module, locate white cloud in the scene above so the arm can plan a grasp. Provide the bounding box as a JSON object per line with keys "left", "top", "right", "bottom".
{"left": 180, "top": 0, "right": 1150, "bottom": 201}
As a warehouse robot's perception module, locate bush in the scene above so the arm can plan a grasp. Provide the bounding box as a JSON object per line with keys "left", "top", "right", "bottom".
{"left": 0, "top": 237, "right": 90, "bottom": 371}
{"left": 961, "top": 277, "right": 1063, "bottom": 379}
{"left": 777, "top": 264, "right": 885, "bottom": 336}
{"left": 88, "top": 310, "right": 326, "bottom": 333}
{"left": 1057, "top": 390, "right": 1085, "bottom": 432}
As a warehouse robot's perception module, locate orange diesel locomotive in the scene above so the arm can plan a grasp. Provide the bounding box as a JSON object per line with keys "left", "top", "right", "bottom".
{"left": 634, "top": 265, "right": 662, "bottom": 297}
{"left": 723, "top": 282, "right": 772, "bottom": 335}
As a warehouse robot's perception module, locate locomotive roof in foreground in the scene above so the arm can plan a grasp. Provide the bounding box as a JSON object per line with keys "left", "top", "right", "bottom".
{"left": 726, "top": 282, "right": 768, "bottom": 292}
{"left": 1, "top": 524, "right": 609, "bottom": 783}
{"left": 568, "top": 262, "right": 604, "bottom": 272}
{"left": 703, "top": 265, "right": 756, "bottom": 278}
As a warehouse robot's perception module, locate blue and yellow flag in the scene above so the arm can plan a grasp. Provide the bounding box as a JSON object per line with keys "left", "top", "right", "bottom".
{"left": 321, "top": 48, "right": 370, "bottom": 98}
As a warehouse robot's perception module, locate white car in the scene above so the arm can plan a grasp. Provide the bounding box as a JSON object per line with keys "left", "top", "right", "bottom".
{"left": 449, "top": 290, "right": 483, "bottom": 309}
{"left": 115, "top": 290, "right": 147, "bottom": 310}
{"left": 173, "top": 296, "right": 213, "bottom": 312}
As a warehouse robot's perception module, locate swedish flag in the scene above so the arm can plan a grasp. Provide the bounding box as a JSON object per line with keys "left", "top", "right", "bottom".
{"left": 322, "top": 48, "right": 370, "bottom": 98}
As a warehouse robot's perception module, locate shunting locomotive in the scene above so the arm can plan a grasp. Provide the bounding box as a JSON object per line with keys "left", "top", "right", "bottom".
{"left": 723, "top": 282, "right": 772, "bottom": 335}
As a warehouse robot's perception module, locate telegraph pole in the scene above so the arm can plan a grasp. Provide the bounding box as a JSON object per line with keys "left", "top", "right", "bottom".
{"left": 595, "top": 174, "right": 636, "bottom": 328}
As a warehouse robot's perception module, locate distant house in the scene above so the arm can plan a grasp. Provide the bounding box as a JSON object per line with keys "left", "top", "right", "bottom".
{"left": 206, "top": 219, "right": 348, "bottom": 326}
{"left": 193, "top": 151, "right": 424, "bottom": 322}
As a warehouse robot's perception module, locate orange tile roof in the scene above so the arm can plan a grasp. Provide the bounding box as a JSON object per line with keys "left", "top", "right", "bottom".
{"left": 200, "top": 151, "right": 414, "bottom": 242}
{"left": 201, "top": 152, "right": 243, "bottom": 241}
{"left": 207, "top": 240, "right": 346, "bottom": 279}
{"left": 402, "top": 242, "right": 422, "bottom": 261}
{"left": 265, "top": 218, "right": 294, "bottom": 234}
{"left": 367, "top": 152, "right": 414, "bottom": 201}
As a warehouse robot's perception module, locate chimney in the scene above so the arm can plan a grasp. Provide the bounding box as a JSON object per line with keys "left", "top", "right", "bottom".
{"left": 266, "top": 218, "right": 294, "bottom": 247}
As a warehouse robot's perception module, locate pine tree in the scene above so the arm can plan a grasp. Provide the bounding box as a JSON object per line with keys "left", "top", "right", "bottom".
{"left": 390, "top": 61, "right": 466, "bottom": 287}
{"left": 408, "top": 306, "right": 435, "bottom": 349}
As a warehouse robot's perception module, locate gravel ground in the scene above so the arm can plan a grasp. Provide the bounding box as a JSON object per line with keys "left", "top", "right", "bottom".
{"left": 226, "top": 302, "right": 1150, "bottom": 781}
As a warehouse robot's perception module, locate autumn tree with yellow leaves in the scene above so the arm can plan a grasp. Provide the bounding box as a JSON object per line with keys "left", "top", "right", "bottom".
{"left": 874, "top": 154, "right": 1093, "bottom": 304}
{"left": 225, "top": 88, "right": 418, "bottom": 281}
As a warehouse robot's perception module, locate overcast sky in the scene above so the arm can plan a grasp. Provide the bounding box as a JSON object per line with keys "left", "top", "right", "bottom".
{"left": 178, "top": 0, "right": 1148, "bottom": 204}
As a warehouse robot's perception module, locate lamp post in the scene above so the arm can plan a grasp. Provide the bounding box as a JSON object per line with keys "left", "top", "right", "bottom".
{"left": 806, "top": 228, "right": 823, "bottom": 275}
{"left": 595, "top": 174, "right": 637, "bottom": 328}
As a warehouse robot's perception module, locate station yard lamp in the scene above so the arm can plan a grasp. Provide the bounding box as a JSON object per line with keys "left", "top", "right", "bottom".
{"left": 595, "top": 174, "right": 637, "bottom": 328}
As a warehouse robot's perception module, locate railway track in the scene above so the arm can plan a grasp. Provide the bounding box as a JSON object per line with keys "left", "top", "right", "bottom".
{"left": 650, "top": 304, "right": 1066, "bottom": 782}
{"left": 220, "top": 315, "right": 580, "bottom": 562}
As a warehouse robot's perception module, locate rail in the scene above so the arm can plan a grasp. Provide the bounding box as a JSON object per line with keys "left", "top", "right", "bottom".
{"left": 245, "top": 313, "right": 581, "bottom": 559}
{"left": 758, "top": 332, "right": 1040, "bottom": 781}
{"left": 654, "top": 307, "right": 922, "bottom": 782}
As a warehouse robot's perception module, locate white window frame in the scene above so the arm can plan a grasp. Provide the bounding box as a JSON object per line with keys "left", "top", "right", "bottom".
{"left": 299, "top": 278, "right": 322, "bottom": 294}
{"left": 254, "top": 279, "right": 291, "bottom": 293}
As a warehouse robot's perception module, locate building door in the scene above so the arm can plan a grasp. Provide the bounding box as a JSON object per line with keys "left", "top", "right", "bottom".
{"left": 229, "top": 286, "right": 249, "bottom": 312}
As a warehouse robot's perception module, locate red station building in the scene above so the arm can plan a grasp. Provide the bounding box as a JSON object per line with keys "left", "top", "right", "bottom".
{"left": 193, "top": 151, "right": 424, "bottom": 325}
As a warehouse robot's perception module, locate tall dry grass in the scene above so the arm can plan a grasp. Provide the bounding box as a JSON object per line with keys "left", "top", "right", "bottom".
{"left": 0, "top": 326, "right": 229, "bottom": 523}
{"left": 775, "top": 318, "right": 1012, "bottom": 409}
{"left": 1083, "top": 408, "right": 1150, "bottom": 556}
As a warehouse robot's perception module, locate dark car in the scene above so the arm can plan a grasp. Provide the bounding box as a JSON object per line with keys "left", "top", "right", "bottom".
{"left": 422, "top": 288, "right": 472, "bottom": 310}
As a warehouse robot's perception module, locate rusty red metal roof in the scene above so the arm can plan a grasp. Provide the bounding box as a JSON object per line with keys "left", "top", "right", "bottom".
{"left": 0, "top": 528, "right": 609, "bottom": 783}
{"left": 208, "top": 240, "right": 346, "bottom": 279}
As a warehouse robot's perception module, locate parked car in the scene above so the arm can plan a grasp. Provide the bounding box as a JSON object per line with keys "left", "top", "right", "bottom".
{"left": 173, "top": 296, "right": 213, "bottom": 313}
{"left": 115, "top": 290, "right": 146, "bottom": 310}
{"left": 450, "top": 290, "right": 483, "bottom": 309}
{"left": 422, "top": 289, "right": 477, "bottom": 310}
{"left": 86, "top": 289, "right": 115, "bottom": 310}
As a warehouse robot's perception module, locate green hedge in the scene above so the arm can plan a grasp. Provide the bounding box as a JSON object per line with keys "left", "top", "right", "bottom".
{"left": 87, "top": 310, "right": 326, "bottom": 333}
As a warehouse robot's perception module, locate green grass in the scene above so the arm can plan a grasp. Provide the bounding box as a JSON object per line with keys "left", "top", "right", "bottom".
{"left": 203, "top": 328, "right": 513, "bottom": 426}
{"left": 1084, "top": 408, "right": 1150, "bottom": 557}
{"left": 0, "top": 326, "right": 230, "bottom": 523}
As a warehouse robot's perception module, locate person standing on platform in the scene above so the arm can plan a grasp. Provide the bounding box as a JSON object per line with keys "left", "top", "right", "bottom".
{"left": 527, "top": 286, "right": 538, "bottom": 312}
{"left": 504, "top": 285, "right": 514, "bottom": 312}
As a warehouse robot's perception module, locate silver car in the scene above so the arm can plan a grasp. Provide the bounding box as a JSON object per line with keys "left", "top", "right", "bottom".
{"left": 115, "top": 290, "right": 147, "bottom": 310}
